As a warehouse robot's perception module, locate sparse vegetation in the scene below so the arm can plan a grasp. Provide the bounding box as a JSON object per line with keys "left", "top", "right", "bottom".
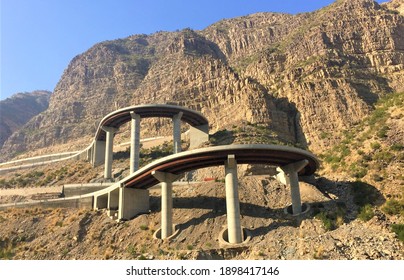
{"left": 139, "top": 225, "right": 149, "bottom": 231}
{"left": 315, "top": 212, "right": 335, "bottom": 231}
{"left": 391, "top": 224, "right": 404, "bottom": 242}
{"left": 370, "top": 142, "right": 381, "bottom": 150}
{"left": 382, "top": 199, "right": 404, "bottom": 216}
{"left": 320, "top": 92, "right": 404, "bottom": 185}
{"left": 139, "top": 141, "right": 174, "bottom": 167}
{"left": 358, "top": 204, "right": 374, "bottom": 222}
{"left": 313, "top": 245, "right": 325, "bottom": 260}
{"left": 314, "top": 203, "right": 346, "bottom": 231}
{"left": 211, "top": 122, "right": 305, "bottom": 148}
{"left": 0, "top": 238, "right": 14, "bottom": 260}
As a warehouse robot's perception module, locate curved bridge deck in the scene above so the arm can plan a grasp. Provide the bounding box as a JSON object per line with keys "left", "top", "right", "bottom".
{"left": 121, "top": 144, "right": 318, "bottom": 189}
{"left": 95, "top": 104, "right": 208, "bottom": 141}
{"left": 91, "top": 143, "right": 319, "bottom": 243}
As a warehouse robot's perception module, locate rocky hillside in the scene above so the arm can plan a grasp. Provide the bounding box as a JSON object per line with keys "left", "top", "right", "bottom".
{"left": 0, "top": 91, "right": 51, "bottom": 149}
{"left": 384, "top": 0, "right": 404, "bottom": 15}
{"left": 0, "top": 89, "right": 402, "bottom": 260}
{"left": 2, "top": 0, "right": 403, "bottom": 161}
{"left": 0, "top": 173, "right": 403, "bottom": 260}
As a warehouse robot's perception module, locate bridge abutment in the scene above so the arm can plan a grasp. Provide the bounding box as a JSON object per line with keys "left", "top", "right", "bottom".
{"left": 107, "top": 188, "right": 119, "bottom": 218}
{"left": 94, "top": 193, "right": 108, "bottom": 210}
{"left": 118, "top": 186, "right": 149, "bottom": 221}
{"left": 152, "top": 171, "right": 181, "bottom": 239}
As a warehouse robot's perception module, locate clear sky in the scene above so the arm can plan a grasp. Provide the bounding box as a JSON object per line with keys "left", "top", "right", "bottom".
{"left": 0, "top": 0, "right": 387, "bottom": 100}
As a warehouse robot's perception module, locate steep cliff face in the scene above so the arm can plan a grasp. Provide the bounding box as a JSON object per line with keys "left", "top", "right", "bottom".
{"left": 0, "top": 91, "right": 51, "bottom": 149}
{"left": 206, "top": 0, "right": 404, "bottom": 151}
{"left": 2, "top": 0, "right": 404, "bottom": 159}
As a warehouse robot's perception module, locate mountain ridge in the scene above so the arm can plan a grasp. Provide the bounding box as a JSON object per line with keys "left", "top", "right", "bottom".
{"left": 0, "top": 90, "right": 51, "bottom": 149}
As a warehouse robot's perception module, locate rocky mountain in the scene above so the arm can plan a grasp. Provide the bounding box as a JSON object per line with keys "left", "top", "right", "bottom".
{"left": 1, "top": 0, "right": 404, "bottom": 160}
{"left": 384, "top": 0, "right": 404, "bottom": 15}
{"left": 0, "top": 91, "right": 51, "bottom": 149}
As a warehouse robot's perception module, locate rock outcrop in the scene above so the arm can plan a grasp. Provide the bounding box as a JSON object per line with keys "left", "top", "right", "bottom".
{"left": 0, "top": 91, "right": 51, "bottom": 149}
{"left": 2, "top": 0, "right": 404, "bottom": 159}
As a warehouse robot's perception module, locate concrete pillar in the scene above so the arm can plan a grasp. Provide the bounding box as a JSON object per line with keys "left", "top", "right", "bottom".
{"left": 189, "top": 124, "right": 209, "bottom": 149}
{"left": 118, "top": 186, "right": 150, "bottom": 221}
{"left": 173, "top": 112, "right": 183, "bottom": 153}
{"left": 102, "top": 126, "right": 117, "bottom": 179}
{"left": 152, "top": 171, "right": 181, "bottom": 239}
{"left": 92, "top": 140, "right": 106, "bottom": 167}
{"left": 224, "top": 154, "right": 242, "bottom": 244}
{"left": 130, "top": 112, "right": 141, "bottom": 174}
{"left": 276, "top": 160, "right": 309, "bottom": 215}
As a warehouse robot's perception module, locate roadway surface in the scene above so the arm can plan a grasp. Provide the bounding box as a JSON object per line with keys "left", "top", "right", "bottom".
{"left": 95, "top": 104, "right": 209, "bottom": 141}
{"left": 113, "top": 144, "right": 319, "bottom": 190}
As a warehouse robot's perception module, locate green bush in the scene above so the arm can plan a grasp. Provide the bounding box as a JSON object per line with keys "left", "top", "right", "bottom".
{"left": 357, "top": 150, "right": 364, "bottom": 155}
{"left": 370, "top": 142, "right": 381, "bottom": 150}
{"left": 0, "top": 247, "right": 13, "bottom": 259}
{"left": 351, "top": 166, "right": 368, "bottom": 179}
{"left": 127, "top": 245, "right": 137, "bottom": 257}
{"left": 139, "top": 225, "right": 149, "bottom": 230}
{"left": 368, "top": 108, "right": 387, "bottom": 126}
{"left": 374, "top": 151, "right": 394, "bottom": 163}
{"left": 391, "top": 224, "right": 404, "bottom": 242}
{"left": 382, "top": 200, "right": 404, "bottom": 216}
{"left": 376, "top": 126, "right": 389, "bottom": 138}
{"left": 0, "top": 239, "right": 14, "bottom": 260}
{"left": 316, "top": 212, "right": 335, "bottom": 231}
{"left": 358, "top": 204, "right": 374, "bottom": 222}
{"left": 391, "top": 144, "right": 404, "bottom": 151}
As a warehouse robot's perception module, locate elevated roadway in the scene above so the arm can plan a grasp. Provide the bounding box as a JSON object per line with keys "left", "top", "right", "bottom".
{"left": 94, "top": 104, "right": 208, "bottom": 141}
{"left": 0, "top": 104, "right": 209, "bottom": 176}
{"left": 93, "top": 144, "right": 319, "bottom": 243}
{"left": 87, "top": 104, "right": 209, "bottom": 177}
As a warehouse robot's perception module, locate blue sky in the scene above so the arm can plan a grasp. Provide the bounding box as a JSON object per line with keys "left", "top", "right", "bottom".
{"left": 0, "top": 0, "right": 387, "bottom": 100}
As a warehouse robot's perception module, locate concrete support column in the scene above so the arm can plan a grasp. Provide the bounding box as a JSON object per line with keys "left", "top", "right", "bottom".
{"left": 152, "top": 171, "right": 181, "bottom": 239}
{"left": 102, "top": 126, "right": 118, "bottom": 179}
{"left": 224, "top": 155, "right": 242, "bottom": 244}
{"left": 130, "top": 112, "right": 141, "bottom": 174}
{"left": 276, "top": 159, "right": 309, "bottom": 215}
{"left": 173, "top": 112, "right": 183, "bottom": 153}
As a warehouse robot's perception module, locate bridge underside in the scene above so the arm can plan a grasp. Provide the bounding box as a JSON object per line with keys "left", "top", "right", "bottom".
{"left": 93, "top": 144, "right": 318, "bottom": 244}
